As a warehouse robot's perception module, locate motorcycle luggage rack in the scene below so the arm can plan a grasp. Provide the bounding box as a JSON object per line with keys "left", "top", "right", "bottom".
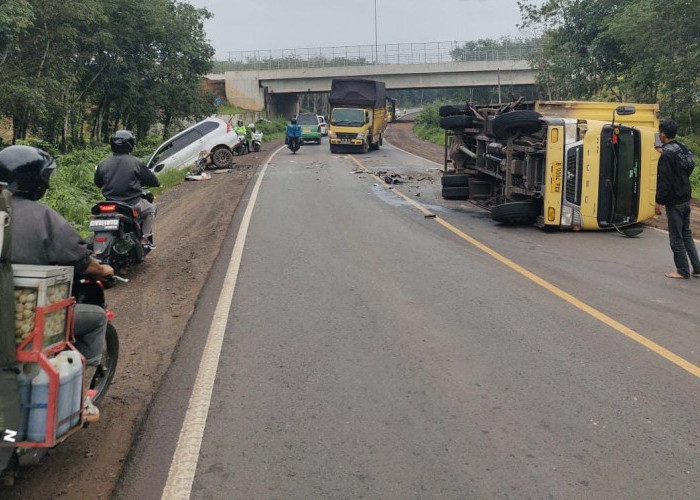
{"left": 14, "top": 299, "right": 87, "bottom": 448}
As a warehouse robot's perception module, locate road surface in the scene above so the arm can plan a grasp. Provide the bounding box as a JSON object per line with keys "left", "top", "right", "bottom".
{"left": 116, "top": 138, "right": 700, "bottom": 499}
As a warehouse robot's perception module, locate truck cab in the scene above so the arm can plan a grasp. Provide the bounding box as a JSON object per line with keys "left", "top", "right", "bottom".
{"left": 328, "top": 79, "right": 387, "bottom": 154}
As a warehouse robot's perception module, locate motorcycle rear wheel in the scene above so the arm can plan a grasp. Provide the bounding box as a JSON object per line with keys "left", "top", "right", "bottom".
{"left": 90, "top": 322, "right": 119, "bottom": 404}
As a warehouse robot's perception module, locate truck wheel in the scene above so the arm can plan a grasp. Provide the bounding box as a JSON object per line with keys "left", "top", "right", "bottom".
{"left": 491, "top": 200, "right": 541, "bottom": 225}
{"left": 439, "top": 104, "right": 470, "bottom": 117}
{"left": 491, "top": 111, "right": 542, "bottom": 140}
{"left": 212, "top": 147, "right": 233, "bottom": 168}
{"left": 441, "top": 174, "right": 470, "bottom": 187}
{"left": 440, "top": 115, "right": 474, "bottom": 130}
{"left": 442, "top": 186, "right": 469, "bottom": 199}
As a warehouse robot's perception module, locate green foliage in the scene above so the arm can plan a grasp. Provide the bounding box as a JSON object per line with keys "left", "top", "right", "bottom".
{"left": 519, "top": 0, "right": 700, "bottom": 131}
{"left": 150, "top": 168, "right": 188, "bottom": 197}
{"left": 43, "top": 147, "right": 107, "bottom": 235}
{"left": 0, "top": 0, "right": 215, "bottom": 150}
{"left": 414, "top": 104, "right": 445, "bottom": 146}
{"left": 255, "top": 118, "right": 287, "bottom": 141}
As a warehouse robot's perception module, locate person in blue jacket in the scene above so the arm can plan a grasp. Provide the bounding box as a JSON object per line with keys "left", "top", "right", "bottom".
{"left": 285, "top": 117, "right": 302, "bottom": 151}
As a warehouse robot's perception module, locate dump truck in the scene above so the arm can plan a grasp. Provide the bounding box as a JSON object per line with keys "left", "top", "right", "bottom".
{"left": 439, "top": 100, "right": 660, "bottom": 231}
{"left": 329, "top": 79, "right": 387, "bottom": 154}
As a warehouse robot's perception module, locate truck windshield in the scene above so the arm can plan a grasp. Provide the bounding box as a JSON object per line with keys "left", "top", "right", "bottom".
{"left": 331, "top": 109, "right": 365, "bottom": 126}
{"left": 598, "top": 125, "right": 640, "bottom": 225}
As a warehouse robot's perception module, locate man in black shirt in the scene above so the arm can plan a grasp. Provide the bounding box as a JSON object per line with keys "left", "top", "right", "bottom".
{"left": 95, "top": 130, "right": 161, "bottom": 248}
{"left": 654, "top": 119, "right": 699, "bottom": 279}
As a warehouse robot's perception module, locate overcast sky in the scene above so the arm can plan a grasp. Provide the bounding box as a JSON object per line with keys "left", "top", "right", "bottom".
{"left": 185, "top": 0, "right": 539, "bottom": 60}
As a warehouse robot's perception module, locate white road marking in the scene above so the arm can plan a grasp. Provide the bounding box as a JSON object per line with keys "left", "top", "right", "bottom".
{"left": 161, "top": 145, "right": 286, "bottom": 500}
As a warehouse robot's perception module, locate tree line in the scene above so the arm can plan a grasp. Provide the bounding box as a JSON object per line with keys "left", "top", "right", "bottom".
{"left": 519, "top": 0, "right": 700, "bottom": 131}
{"left": 0, "top": 0, "right": 215, "bottom": 151}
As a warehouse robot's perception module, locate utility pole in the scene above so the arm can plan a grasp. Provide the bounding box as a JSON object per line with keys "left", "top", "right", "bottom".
{"left": 374, "top": 0, "right": 378, "bottom": 63}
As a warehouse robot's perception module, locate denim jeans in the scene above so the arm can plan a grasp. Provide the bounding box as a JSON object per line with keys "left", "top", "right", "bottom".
{"left": 73, "top": 304, "right": 107, "bottom": 365}
{"left": 666, "top": 202, "right": 700, "bottom": 278}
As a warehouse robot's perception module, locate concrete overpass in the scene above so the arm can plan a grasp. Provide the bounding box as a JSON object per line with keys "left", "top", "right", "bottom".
{"left": 207, "top": 41, "right": 539, "bottom": 118}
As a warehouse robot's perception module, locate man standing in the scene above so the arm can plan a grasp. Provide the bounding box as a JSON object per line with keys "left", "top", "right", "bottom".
{"left": 654, "top": 119, "right": 700, "bottom": 279}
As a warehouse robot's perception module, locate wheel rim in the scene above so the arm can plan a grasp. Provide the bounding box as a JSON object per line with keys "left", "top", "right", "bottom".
{"left": 214, "top": 149, "right": 231, "bottom": 166}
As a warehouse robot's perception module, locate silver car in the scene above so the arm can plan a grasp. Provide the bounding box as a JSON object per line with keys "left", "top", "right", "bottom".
{"left": 147, "top": 118, "right": 241, "bottom": 172}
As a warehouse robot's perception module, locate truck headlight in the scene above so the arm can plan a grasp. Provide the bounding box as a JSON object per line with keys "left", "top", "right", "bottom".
{"left": 329, "top": 131, "right": 337, "bottom": 139}
{"left": 356, "top": 133, "right": 366, "bottom": 140}
{"left": 561, "top": 205, "right": 573, "bottom": 227}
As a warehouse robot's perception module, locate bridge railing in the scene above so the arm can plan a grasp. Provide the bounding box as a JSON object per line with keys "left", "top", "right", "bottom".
{"left": 221, "top": 40, "right": 541, "bottom": 72}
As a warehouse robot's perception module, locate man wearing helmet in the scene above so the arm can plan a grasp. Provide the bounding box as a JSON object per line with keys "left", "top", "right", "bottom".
{"left": 0, "top": 145, "right": 114, "bottom": 373}
{"left": 95, "top": 131, "right": 161, "bottom": 248}
{"left": 285, "top": 116, "right": 302, "bottom": 150}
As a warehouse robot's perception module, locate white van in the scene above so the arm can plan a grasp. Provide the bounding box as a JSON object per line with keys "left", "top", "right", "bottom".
{"left": 147, "top": 118, "right": 241, "bottom": 172}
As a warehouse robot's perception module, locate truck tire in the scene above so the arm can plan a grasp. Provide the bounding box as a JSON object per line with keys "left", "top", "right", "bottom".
{"left": 491, "top": 111, "right": 542, "bottom": 140}
{"left": 441, "top": 174, "right": 470, "bottom": 187}
{"left": 439, "top": 104, "right": 470, "bottom": 117}
{"left": 440, "top": 115, "right": 474, "bottom": 130}
{"left": 442, "top": 186, "right": 469, "bottom": 199}
{"left": 491, "top": 200, "right": 541, "bottom": 225}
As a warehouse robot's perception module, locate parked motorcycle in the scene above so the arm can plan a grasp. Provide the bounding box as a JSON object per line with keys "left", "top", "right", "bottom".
{"left": 251, "top": 130, "right": 263, "bottom": 152}
{"left": 88, "top": 191, "right": 154, "bottom": 275}
{"left": 232, "top": 134, "right": 248, "bottom": 155}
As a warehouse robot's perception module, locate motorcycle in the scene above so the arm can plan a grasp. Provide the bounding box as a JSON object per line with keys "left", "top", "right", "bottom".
{"left": 88, "top": 191, "right": 154, "bottom": 275}
{"left": 0, "top": 275, "right": 120, "bottom": 485}
{"left": 287, "top": 136, "right": 301, "bottom": 154}
{"left": 251, "top": 130, "right": 263, "bottom": 152}
{"left": 232, "top": 134, "right": 248, "bottom": 156}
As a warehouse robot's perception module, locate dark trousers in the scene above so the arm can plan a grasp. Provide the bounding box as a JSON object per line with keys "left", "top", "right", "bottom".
{"left": 666, "top": 202, "right": 700, "bottom": 278}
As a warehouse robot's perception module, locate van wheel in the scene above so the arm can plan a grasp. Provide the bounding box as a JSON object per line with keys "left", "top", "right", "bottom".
{"left": 491, "top": 111, "right": 542, "bottom": 140}
{"left": 491, "top": 200, "right": 541, "bottom": 225}
{"left": 212, "top": 147, "right": 233, "bottom": 168}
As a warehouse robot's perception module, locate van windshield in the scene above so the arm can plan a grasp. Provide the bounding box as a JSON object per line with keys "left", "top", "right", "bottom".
{"left": 598, "top": 125, "right": 640, "bottom": 225}
{"left": 296, "top": 114, "right": 318, "bottom": 125}
{"left": 331, "top": 109, "right": 365, "bottom": 126}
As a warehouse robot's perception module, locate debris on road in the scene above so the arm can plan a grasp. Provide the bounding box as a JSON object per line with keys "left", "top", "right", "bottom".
{"left": 383, "top": 173, "right": 403, "bottom": 185}
{"left": 185, "top": 172, "right": 211, "bottom": 181}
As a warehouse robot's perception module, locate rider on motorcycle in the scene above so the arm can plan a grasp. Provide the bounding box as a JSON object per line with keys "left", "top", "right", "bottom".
{"left": 285, "top": 117, "right": 302, "bottom": 150}
{"left": 95, "top": 130, "right": 161, "bottom": 249}
{"left": 234, "top": 120, "right": 250, "bottom": 154}
{"left": 0, "top": 146, "right": 114, "bottom": 417}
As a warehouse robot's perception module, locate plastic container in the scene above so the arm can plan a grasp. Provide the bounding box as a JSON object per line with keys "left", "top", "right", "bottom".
{"left": 57, "top": 351, "right": 83, "bottom": 427}
{"left": 27, "top": 361, "right": 52, "bottom": 442}
{"left": 12, "top": 265, "right": 73, "bottom": 349}
{"left": 16, "top": 364, "right": 39, "bottom": 441}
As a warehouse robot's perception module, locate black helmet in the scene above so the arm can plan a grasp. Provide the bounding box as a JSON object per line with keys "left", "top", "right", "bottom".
{"left": 0, "top": 145, "right": 56, "bottom": 201}
{"left": 110, "top": 130, "right": 135, "bottom": 153}
{"left": 291, "top": 117, "right": 297, "bottom": 124}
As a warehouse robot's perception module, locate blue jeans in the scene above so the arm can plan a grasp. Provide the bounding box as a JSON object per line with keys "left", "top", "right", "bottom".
{"left": 73, "top": 304, "right": 107, "bottom": 365}
{"left": 666, "top": 202, "right": 700, "bottom": 278}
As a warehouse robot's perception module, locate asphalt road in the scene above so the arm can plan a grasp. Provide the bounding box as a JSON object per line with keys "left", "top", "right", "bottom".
{"left": 117, "top": 138, "right": 700, "bottom": 499}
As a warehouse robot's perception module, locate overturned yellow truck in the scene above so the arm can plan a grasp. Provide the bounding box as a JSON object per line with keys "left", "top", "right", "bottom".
{"left": 440, "top": 101, "right": 660, "bottom": 231}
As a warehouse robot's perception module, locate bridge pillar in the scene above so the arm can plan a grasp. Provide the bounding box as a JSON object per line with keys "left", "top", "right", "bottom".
{"left": 224, "top": 74, "right": 265, "bottom": 111}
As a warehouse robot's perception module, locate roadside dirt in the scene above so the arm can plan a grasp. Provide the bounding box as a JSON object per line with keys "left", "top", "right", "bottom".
{"left": 385, "top": 116, "right": 700, "bottom": 236}
{"left": 1, "top": 142, "right": 281, "bottom": 499}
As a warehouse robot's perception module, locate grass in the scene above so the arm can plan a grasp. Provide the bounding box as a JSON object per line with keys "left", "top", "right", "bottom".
{"left": 413, "top": 123, "right": 445, "bottom": 146}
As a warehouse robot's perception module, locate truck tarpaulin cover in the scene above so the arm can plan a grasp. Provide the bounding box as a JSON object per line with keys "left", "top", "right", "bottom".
{"left": 329, "top": 79, "right": 386, "bottom": 108}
